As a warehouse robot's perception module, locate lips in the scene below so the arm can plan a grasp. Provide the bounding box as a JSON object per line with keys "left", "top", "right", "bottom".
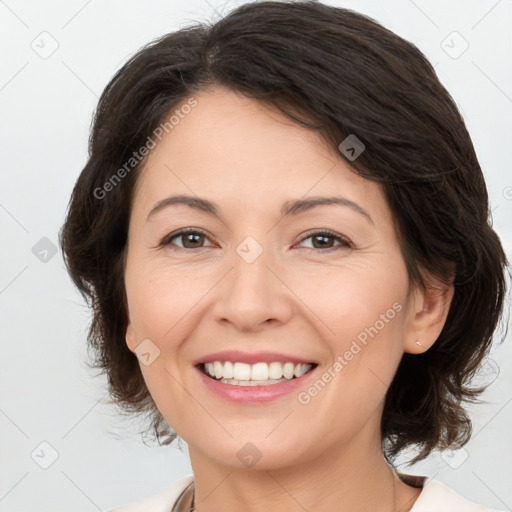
{"left": 194, "top": 360, "right": 320, "bottom": 403}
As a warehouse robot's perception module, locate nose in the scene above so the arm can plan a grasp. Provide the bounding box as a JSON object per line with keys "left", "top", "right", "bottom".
{"left": 211, "top": 237, "right": 294, "bottom": 332}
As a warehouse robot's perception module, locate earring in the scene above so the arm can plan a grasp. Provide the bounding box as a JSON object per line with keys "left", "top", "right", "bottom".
{"left": 415, "top": 340, "right": 422, "bottom": 346}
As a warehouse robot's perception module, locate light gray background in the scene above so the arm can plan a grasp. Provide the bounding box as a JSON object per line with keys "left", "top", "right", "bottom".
{"left": 1, "top": 0, "right": 511, "bottom": 511}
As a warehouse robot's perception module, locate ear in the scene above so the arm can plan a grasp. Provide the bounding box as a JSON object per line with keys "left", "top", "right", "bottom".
{"left": 403, "top": 275, "right": 455, "bottom": 354}
{"left": 125, "top": 318, "right": 136, "bottom": 353}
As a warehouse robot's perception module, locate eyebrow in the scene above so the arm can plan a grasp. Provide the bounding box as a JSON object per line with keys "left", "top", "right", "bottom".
{"left": 146, "top": 194, "right": 374, "bottom": 225}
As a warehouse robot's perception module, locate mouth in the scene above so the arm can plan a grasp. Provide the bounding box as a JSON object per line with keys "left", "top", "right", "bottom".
{"left": 196, "top": 361, "right": 319, "bottom": 386}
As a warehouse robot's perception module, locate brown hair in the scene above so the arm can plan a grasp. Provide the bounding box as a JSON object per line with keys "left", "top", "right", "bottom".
{"left": 59, "top": 0, "right": 509, "bottom": 466}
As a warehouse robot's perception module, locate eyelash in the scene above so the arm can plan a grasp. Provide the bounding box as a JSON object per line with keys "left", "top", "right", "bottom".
{"left": 159, "top": 228, "right": 354, "bottom": 252}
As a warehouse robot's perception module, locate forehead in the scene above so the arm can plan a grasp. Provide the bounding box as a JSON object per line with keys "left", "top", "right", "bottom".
{"left": 131, "top": 86, "right": 390, "bottom": 225}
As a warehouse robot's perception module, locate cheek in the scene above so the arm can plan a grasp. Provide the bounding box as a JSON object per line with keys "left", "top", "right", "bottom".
{"left": 291, "top": 258, "right": 407, "bottom": 341}
{"left": 289, "top": 266, "right": 408, "bottom": 438}
{"left": 290, "top": 261, "right": 408, "bottom": 393}
{"left": 124, "top": 262, "right": 203, "bottom": 427}
{"left": 125, "top": 258, "right": 211, "bottom": 343}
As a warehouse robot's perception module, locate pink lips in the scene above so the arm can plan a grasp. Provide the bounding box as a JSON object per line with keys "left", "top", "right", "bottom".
{"left": 192, "top": 350, "right": 319, "bottom": 404}
{"left": 193, "top": 350, "right": 317, "bottom": 366}
{"left": 194, "top": 363, "right": 318, "bottom": 404}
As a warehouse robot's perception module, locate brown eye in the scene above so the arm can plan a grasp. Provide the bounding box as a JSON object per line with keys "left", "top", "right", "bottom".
{"left": 297, "top": 230, "right": 353, "bottom": 251}
{"left": 161, "top": 229, "right": 214, "bottom": 249}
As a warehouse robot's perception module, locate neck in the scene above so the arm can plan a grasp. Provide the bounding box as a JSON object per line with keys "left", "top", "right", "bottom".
{"left": 186, "top": 426, "right": 421, "bottom": 512}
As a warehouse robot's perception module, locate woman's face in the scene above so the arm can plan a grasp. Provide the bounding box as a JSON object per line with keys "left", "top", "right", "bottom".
{"left": 124, "top": 86, "right": 441, "bottom": 470}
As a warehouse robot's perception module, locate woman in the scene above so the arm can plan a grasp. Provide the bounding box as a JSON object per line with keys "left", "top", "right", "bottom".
{"left": 59, "top": 1, "right": 509, "bottom": 511}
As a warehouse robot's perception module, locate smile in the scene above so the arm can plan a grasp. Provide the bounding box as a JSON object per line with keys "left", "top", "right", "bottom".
{"left": 195, "top": 361, "right": 319, "bottom": 403}
{"left": 199, "top": 361, "right": 316, "bottom": 386}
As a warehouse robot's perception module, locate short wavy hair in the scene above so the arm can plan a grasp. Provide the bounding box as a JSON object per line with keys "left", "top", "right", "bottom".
{"left": 59, "top": 0, "right": 509, "bottom": 466}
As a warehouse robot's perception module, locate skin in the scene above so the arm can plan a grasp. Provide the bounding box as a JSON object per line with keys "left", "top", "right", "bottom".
{"left": 124, "top": 86, "right": 454, "bottom": 512}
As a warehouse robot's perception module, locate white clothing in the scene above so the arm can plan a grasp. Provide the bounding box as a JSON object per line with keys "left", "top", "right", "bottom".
{"left": 106, "top": 473, "right": 505, "bottom": 512}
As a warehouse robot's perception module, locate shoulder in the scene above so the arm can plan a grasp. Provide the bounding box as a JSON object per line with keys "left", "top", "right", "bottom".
{"left": 410, "top": 477, "right": 506, "bottom": 512}
{"left": 104, "top": 475, "right": 194, "bottom": 512}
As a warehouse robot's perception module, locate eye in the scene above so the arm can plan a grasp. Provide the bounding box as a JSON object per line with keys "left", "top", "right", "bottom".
{"left": 159, "top": 228, "right": 353, "bottom": 252}
{"left": 295, "top": 230, "right": 353, "bottom": 251}
{"left": 160, "top": 228, "right": 215, "bottom": 249}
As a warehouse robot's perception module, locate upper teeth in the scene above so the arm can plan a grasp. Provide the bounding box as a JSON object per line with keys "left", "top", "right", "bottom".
{"left": 203, "top": 361, "right": 313, "bottom": 381}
